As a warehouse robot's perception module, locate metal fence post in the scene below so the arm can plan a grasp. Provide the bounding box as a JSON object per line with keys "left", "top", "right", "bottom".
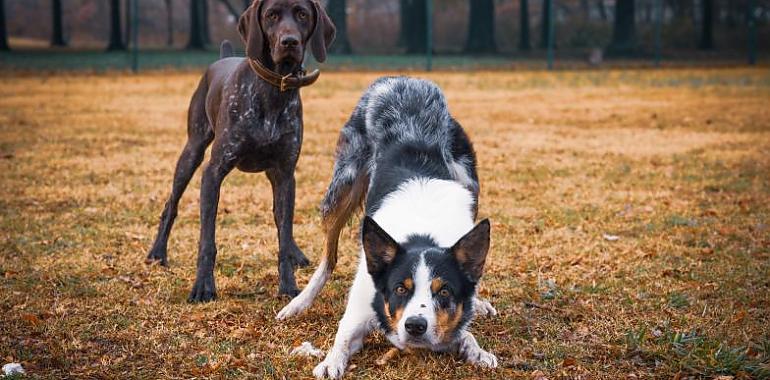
{"left": 546, "top": 0, "right": 554, "bottom": 70}
{"left": 426, "top": 0, "right": 433, "bottom": 72}
{"left": 654, "top": 0, "right": 662, "bottom": 67}
{"left": 131, "top": 0, "right": 139, "bottom": 73}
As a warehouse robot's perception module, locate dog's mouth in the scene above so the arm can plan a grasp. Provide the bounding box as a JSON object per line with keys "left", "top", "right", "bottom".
{"left": 272, "top": 49, "right": 304, "bottom": 75}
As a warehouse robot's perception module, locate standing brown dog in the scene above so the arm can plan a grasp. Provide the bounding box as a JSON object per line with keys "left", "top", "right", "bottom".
{"left": 145, "top": 0, "right": 335, "bottom": 302}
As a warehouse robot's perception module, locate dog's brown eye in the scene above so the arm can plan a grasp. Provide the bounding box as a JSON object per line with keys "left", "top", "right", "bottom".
{"left": 395, "top": 286, "right": 407, "bottom": 296}
{"left": 438, "top": 288, "right": 451, "bottom": 298}
{"left": 267, "top": 12, "right": 279, "bottom": 22}
{"left": 296, "top": 10, "right": 308, "bottom": 20}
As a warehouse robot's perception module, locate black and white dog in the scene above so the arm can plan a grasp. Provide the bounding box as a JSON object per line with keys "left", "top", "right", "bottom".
{"left": 278, "top": 77, "right": 498, "bottom": 378}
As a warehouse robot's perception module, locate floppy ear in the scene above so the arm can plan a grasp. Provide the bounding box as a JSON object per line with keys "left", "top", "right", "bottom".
{"left": 238, "top": 0, "right": 264, "bottom": 61}
{"left": 309, "top": 0, "right": 336, "bottom": 63}
{"left": 451, "top": 219, "right": 491, "bottom": 283}
{"left": 362, "top": 216, "right": 400, "bottom": 277}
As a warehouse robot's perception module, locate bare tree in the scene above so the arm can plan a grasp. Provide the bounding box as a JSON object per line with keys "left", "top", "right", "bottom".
{"left": 188, "top": 0, "right": 207, "bottom": 50}
{"left": 596, "top": 0, "right": 607, "bottom": 20}
{"left": 165, "top": 0, "right": 174, "bottom": 46}
{"left": 465, "top": 0, "right": 496, "bottom": 53}
{"left": 539, "top": 0, "right": 552, "bottom": 49}
{"left": 327, "top": 0, "right": 351, "bottom": 54}
{"left": 519, "top": 0, "right": 531, "bottom": 51}
{"left": 0, "top": 0, "right": 9, "bottom": 51}
{"left": 698, "top": 0, "right": 714, "bottom": 49}
{"left": 607, "top": 0, "right": 636, "bottom": 56}
{"left": 399, "top": 0, "right": 427, "bottom": 54}
{"left": 107, "top": 0, "right": 126, "bottom": 50}
{"left": 51, "top": 0, "right": 66, "bottom": 47}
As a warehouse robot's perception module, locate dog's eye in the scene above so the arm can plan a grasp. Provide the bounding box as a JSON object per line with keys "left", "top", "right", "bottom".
{"left": 438, "top": 288, "right": 451, "bottom": 298}
{"left": 296, "top": 10, "right": 308, "bottom": 21}
{"left": 395, "top": 286, "right": 407, "bottom": 296}
{"left": 266, "top": 11, "right": 279, "bottom": 22}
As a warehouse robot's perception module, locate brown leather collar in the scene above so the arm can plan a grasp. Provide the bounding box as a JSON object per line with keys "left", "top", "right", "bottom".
{"left": 247, "top": 58, "right": 320, "bottom": 92}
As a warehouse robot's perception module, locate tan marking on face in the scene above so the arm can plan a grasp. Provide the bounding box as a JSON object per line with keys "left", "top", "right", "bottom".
{"left": 403, "top": 278, "right": 414, "bottom": 291}
{"left": 430, "top": 277, "right": 444, "bottom": 293}
{"left": 383, "top": 301, "right": 404, "bottom": 332}
{"left": 435, "top": 302, "right": 463, "bottom": 343}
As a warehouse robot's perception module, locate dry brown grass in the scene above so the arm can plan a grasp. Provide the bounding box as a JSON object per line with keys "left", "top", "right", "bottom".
{"left": 1, "top": 68, "right": 769, "bottom": 379}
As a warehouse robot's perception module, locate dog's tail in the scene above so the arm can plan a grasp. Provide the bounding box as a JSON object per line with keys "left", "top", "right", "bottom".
{"left": 276, "top": 123, "right": 370, "bottom": 320}
{"left": 220, "top": 40, "right": 234, "bottom": 59}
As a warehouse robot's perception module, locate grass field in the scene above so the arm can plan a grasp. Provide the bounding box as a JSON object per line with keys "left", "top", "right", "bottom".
{"left": 1, "top": 67, "right": 769, "bottom": 379}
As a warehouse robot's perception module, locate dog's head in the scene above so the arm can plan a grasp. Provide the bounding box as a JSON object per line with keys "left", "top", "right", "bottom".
{"left": 363, "top": 216, "right": 490, "bottom": 349}
{"left": 238, "top": 0, "right": 335, "bottom": 75}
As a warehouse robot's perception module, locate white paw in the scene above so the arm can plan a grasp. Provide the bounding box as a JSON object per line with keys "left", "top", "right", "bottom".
{"left": 313, "top": 351, "right": 348, "bottom": 379}
{"left": 276, "top": 295, "right": 311, "bottom": 320}
{"left": 473, "top": 298, "right": 497, "bottom": 317}
{"left": 464, "top": 347, "right": 498, "bottom": 368}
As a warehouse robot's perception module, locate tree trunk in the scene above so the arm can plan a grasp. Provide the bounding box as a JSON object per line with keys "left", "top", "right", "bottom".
{"left": 107, "top": 0, "right": 126, "bottom": 50}
{"left": 51, "top": 0, "right": 66, "bottom": 46}
{"left": 165, "top": 0, "right": 174, "bottom": 46}
{"left": 399, "top": 0, "right": 427, "bottom": 54}
{"left": 188, "top": 0, "right": 207, "bottom": 49}
{"left": 465, "top": 0, "right": 496, "bottom": 53}
{"left": 125, "top": 0, "right": 131, "bottom": 46}
{"left": 0, "top": 0, "right": 9, "bottom": 51}
{"left": 539, "top": 0, "right": 551, "bottom": 49}
{"left": 327, "top": 0, "right": 351, "bottom": 54}
{"left": 607, "top": 0, "right": 635, "bottom": 56}
{"left": 698, "top": 0, "right": 714, "bottom": 49}
{"left": 596, "top": 0, "right": 607, "bottom": 20}
{"left": 202, "top": 0, "right": 210, "bottom": 45}
{"left": 579, "top": 0, "right": 590, "bottom": 21}
{"left": 519, "top": 0, "right": 531, "bottom": 51}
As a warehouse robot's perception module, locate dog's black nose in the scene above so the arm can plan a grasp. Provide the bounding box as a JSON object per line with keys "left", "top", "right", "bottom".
{"left": 404, "top": 316, "right": 428, "bottom": 336}
{"left": 280, "top": 36, "right": 299, "bottom": 48}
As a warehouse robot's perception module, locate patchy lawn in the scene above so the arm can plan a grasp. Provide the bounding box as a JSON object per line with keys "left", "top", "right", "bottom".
{"left": 1, "top": 68, "right": 769, "bottom": 379}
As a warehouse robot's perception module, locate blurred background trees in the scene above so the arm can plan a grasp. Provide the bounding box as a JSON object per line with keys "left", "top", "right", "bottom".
{"left": 0, "top": 0, "right": 767, "bottom": 59}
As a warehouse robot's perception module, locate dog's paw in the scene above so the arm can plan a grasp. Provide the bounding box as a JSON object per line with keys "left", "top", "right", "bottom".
{"left": 278, "top": 284, "right": 300, "bottom": 298}
{"left": 313, "top": 351, "right": 348, "bottom": 379}
{"left": 464, "top": 347, "right": 498, "bottom": 368}
{"left": 276, "top": 293, "right": 312, "bottom": 320}
{"left": 285, "top": 244, "right": 311, "bottom": 268}
{"left": 188, "top": 276, "right": 217, "bottom": 303}
{"left": 145, "top": 245, "right": 168, "bottom": 266}
{"left": 473, "top": 297, "right": 497, "bottom": 317}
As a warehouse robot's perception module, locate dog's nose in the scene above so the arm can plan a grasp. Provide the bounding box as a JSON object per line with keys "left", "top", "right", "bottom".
{"left": 280, "top": 36, "right": 299, "bottom": 48}
{"left": 404, "top": 316, "right": 428, "bottom": 336}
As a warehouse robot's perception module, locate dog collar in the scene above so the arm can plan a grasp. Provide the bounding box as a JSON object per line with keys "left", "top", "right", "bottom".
{"left": 247, "top": 58, "right": 320, "bottom": 92}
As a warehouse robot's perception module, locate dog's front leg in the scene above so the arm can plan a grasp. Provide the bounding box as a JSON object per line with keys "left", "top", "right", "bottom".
{"left": 314, "top": 261, "right": 377, "bottom": 379}
{"left": 188, "top": 154, "right": 236, "bottom": 303}
{"left": 455, "top": 330, "right": 498, "bottom": 369}
{"left": 313, "top": 313, "right": 375, "bottom": 379}
{"left": 267, "top": 165, "right": 309, "bottom": 297}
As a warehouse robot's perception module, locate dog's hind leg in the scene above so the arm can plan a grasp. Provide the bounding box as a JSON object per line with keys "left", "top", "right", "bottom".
{"left": 147, "top": 76, "right": 213, "bottom": 266}
{"left": 277, "top": 124, "right": 369, "bottom": 319}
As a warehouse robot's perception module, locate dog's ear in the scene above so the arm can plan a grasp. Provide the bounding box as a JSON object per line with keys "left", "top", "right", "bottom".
{"left": 309, "top": 0, "right": 336, "bottom": 63}
{"left": 238, "top": 0, "right": 264, "bottom": 62}
{"left": 451, "top": 219, "right": 490, "bottom": 283}
{"left": 362, "top": 216, "right": 400, "bottom": 277}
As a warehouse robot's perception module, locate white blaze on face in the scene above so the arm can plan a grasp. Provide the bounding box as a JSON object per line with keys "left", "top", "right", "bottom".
{"left": 397, "top": 254, "right": 439, "bottom": 347}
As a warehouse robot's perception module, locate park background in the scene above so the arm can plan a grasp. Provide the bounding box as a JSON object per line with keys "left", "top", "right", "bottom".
{"left": 1, "top": 1, "right": 769, "bottom": 379}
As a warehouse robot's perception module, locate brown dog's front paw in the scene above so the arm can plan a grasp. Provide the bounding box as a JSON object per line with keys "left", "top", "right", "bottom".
{"left": 188, "top": 276, "right": 217, "bottom": 303}
{"left": 145, "top": 245, "right": 168, "bottom": 266}
{"left": 279, "top": 284, "right": 300, "bottom": 298}
{"left": 284, "top": 243, "right": 310, "bottom": 268}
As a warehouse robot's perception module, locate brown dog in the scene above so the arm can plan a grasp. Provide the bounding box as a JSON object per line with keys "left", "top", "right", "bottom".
{"left": 145, "top": 0, "right": 335, "bottom": 302}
